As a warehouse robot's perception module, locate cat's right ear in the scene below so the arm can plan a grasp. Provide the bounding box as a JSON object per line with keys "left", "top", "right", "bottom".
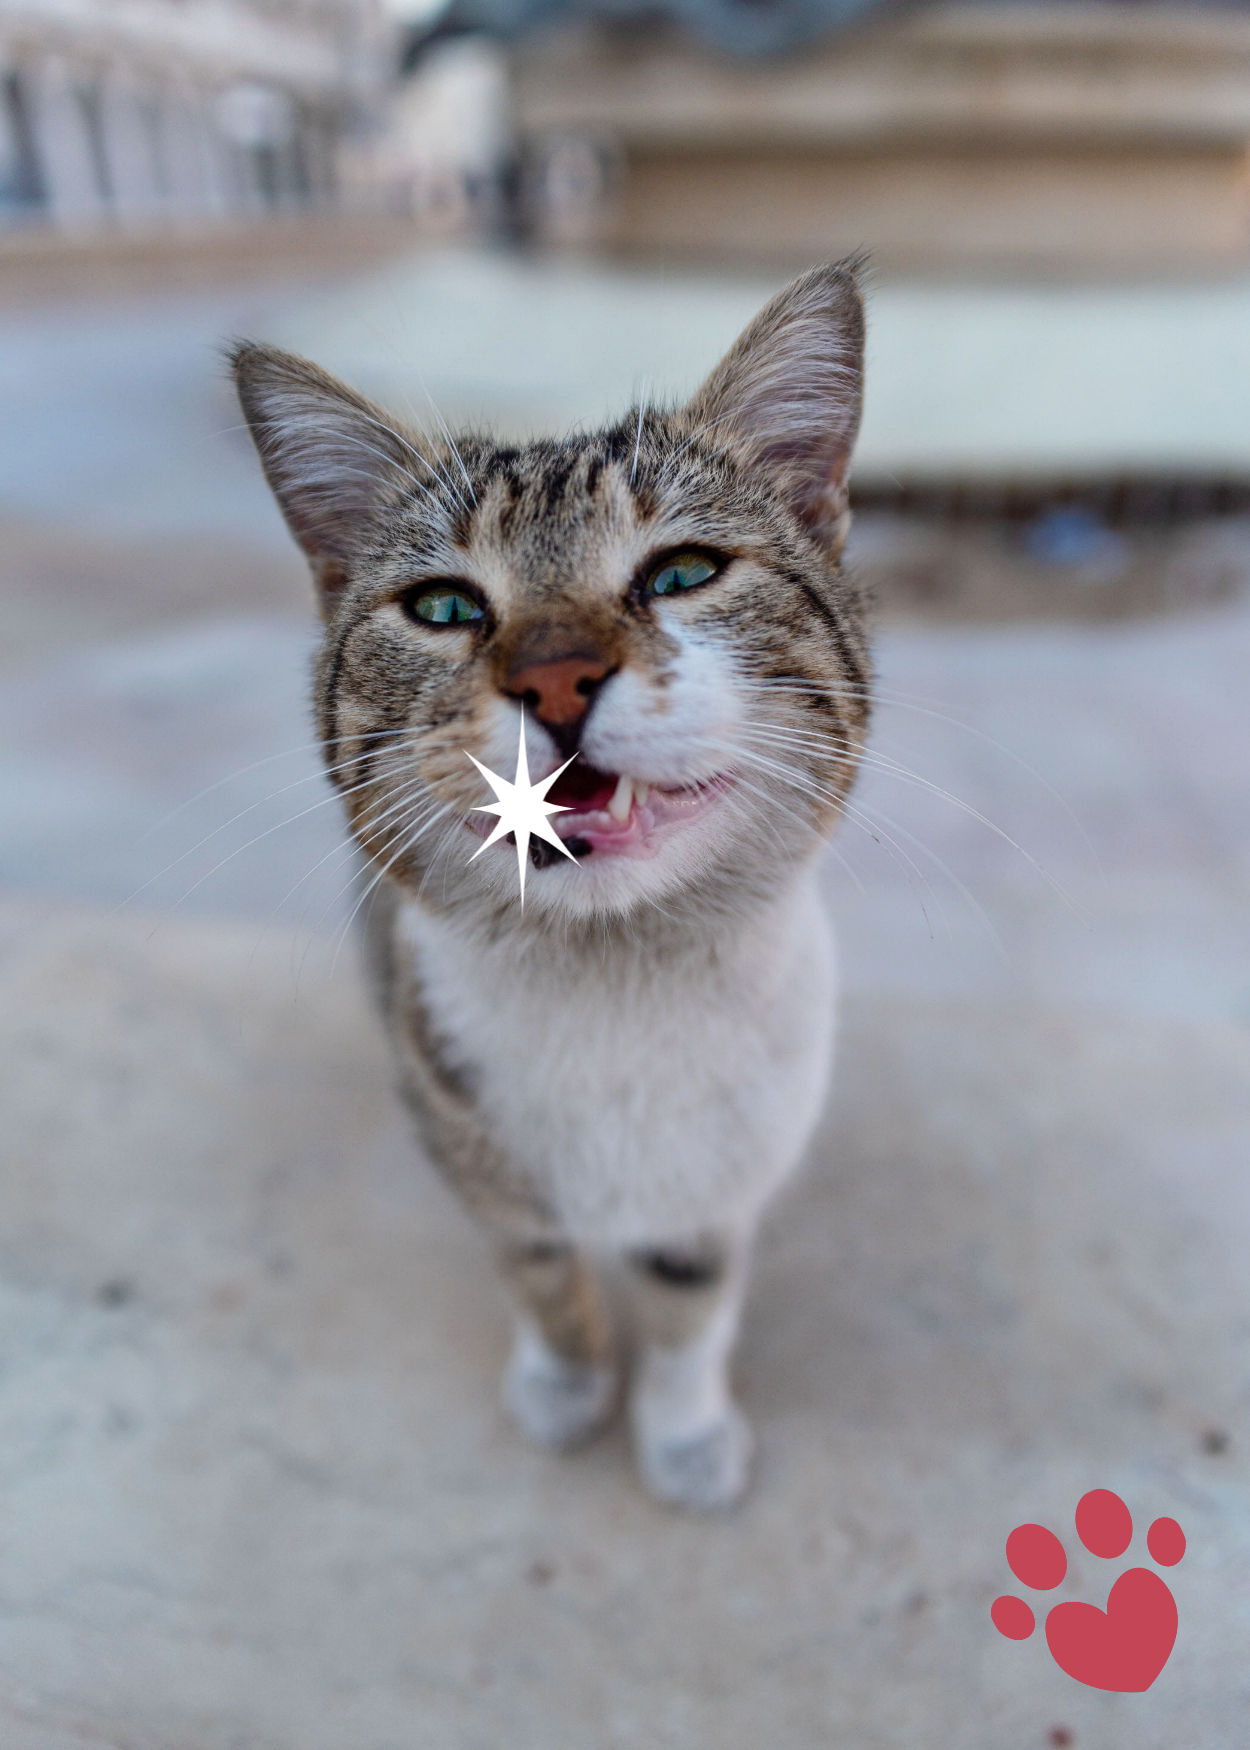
{"left": 230, "top": 342, "right": 416, "bottom": 616}
{"left": 683, "top": 260, "right": 866, "bottom": 555}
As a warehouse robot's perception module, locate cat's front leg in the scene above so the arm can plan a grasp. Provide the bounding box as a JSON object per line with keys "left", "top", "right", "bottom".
{"left": 497, "top": 1236, "right": 618, "bottom": 1450}
{"left": 627, "top": 1229, "right": 754, "bottom": 1510}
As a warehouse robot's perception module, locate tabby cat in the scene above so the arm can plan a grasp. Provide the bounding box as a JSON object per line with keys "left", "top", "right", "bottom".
{"left": 232, "top": 261, "right": 870, "bottom": 1508}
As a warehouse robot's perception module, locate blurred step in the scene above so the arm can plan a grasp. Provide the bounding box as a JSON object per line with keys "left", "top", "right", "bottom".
{"left": 515, "top": 3, "right": 1250, "bottom": 275}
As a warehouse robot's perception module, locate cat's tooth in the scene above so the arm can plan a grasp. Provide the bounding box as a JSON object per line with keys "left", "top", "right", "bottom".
{"left": 608, "top": 772, "right": 634, "bottom": 822}
{"left": 636, "top": 782, "right": 650, "bottom": 807}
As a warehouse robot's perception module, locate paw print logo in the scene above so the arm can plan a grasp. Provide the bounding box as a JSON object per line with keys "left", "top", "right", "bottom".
{"left": 992, "top": 1489, "right": 1185, "bottom": 1692}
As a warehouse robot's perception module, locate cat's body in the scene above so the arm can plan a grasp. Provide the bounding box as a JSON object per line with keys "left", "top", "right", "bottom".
{"left": 233, "top": 262, "right": 870, "bottom": 1507}
{"left": 380, "top": 864, "right": 835, "bottom": 1245}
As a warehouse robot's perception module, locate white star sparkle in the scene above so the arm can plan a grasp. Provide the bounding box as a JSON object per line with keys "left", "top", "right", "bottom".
{"left": 466, "top": 710, "right": 578, "bottom": 905}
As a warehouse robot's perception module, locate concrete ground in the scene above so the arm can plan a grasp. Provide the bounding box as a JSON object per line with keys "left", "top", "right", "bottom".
{"left": 2, "top": 255, "right": 1249, "bottom": 1750}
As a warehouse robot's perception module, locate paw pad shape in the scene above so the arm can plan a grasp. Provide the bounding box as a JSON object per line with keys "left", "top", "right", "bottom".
{"left": 992, "top": 1489, "right": 1185, "bottom": 1692}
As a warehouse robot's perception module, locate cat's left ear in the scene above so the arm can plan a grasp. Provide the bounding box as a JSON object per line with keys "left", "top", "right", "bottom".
{"left": 231, "top": 341, "right": 419, "bottom": 615}
{"left": 684, "top": 260, "right": 865, "bottom": 553}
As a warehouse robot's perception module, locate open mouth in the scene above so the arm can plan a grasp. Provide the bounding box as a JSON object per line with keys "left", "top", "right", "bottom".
{"left": 540, "top": 759, "right": 730, "bottom": 863}
{"left": 463, "top": 756, "right": 731, "bottom": 868}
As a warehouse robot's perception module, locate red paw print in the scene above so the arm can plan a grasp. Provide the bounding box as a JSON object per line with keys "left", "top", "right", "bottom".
{"left": 991, "top": 1489, "right": 1185, "bottom": 1692}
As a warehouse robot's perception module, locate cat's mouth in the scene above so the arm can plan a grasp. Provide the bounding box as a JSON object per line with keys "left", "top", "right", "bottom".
{"left": 466, "top": 758, "right": 731, "bottom": 865}
{"left": 544, "top": 761, "right": 729, "bottom": 861}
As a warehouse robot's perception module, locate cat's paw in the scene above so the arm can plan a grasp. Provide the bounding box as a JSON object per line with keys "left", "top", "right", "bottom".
{"left": 634, "top": 1402, "right": 754, "bottom": 1511}
{"left": 503, "top": 1327, "right": 617, "bottom": 1450}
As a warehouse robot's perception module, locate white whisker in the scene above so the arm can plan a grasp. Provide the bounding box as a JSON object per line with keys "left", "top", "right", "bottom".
{"left": 730, "top": 708, "right": 1084, "bottom": 920}
{"left": 630, "top": 386, "right": 647, "bottom": 487}
{"left": 330, "top": 800, "right": 459, "bottom": 972}
{"left": 745, "top": 674, "right": 1100, "bottom": 876}
{"left": 121, "top": 740, "right": 417, "bottom": 911}
{"left": 420, "top": 385, "right": 477, "bottom": 508}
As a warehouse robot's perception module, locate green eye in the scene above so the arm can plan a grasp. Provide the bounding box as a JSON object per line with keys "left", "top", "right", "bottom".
{"left": 643, "top": 553, "right": 719, "bottom": 598}
{"left": 406, "top": 585, "right": 484, "bottom": 627}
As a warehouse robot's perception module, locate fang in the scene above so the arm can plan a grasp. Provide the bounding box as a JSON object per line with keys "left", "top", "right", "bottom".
{"left": 608, "top": 773, "right": 634, "bottom": 822}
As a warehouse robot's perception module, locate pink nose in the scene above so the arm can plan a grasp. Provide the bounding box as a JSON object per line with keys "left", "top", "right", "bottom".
{"left": 505, "top": 655, "right": 611, "bottom": 728}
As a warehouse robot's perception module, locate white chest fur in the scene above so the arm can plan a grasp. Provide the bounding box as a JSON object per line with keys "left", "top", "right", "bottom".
{"left": 395, "top": 878, "right": 837, "bottom": 1246}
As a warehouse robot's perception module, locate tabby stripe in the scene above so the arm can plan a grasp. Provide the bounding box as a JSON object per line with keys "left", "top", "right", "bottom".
{"left": 803, "top": 684, "right": 852, "bottom": 742}
{"left": 798, "top": 581, "right": 869, "bottom": 700}
{"left": 323, "top": 600, "right": 371, "bottom": 765}
{"left": 539, "top": 455, "right": 578, "bottom": 513}
{"left": 447, "top": 497, "right": 475, "bottom": 547}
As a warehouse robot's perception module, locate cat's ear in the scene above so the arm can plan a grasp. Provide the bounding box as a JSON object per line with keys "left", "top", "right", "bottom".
{"left": 231, "top": 342, "right": 417, "bottom": 614}
{"left": 684, "top": 260, "right": 865, "bottom": 552}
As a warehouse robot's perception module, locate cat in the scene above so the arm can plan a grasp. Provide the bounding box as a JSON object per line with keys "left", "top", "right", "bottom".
{"left": 231, "top": 261, "right": 870, "bottom": 1509}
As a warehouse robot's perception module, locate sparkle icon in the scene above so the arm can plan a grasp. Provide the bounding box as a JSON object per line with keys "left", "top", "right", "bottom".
{"left": 467, "top": 711, "right": 578, "bottom": 904}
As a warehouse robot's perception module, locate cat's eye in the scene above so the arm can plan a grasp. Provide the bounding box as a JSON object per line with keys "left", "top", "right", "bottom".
{"left": 404, "top": 584, "right": 485, "bottom": 627}
{"left": 641, "top": 552, "right": 720, "bottom": 598}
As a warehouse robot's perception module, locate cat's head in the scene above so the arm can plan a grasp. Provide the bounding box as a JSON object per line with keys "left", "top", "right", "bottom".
{"left": 232, "top": 262, "right": 871, "bottom": 929}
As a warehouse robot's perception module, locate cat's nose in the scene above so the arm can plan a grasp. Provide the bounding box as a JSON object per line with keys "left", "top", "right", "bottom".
{"left": 505, "top": 655, "right": 613, "bottom": 732}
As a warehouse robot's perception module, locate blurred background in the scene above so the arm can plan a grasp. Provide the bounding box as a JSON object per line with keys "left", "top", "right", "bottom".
{"left": 3, "top": 2, "right": 1250, "bottom": 1746}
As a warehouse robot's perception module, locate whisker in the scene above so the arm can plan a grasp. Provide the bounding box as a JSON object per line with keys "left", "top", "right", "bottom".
{"left": 433, "top": 813, "right": 475, "bottom": 907}
{"left": 312, "top": 793, "right": 443, "bottom": 934}
{"left": 674, "top": 721, "right": 949, "bottom": 926}
{"left": 854, "top": 797, "right": 1008, "bottom": 960}
{"left": 730, "top": 713, "right": 1084, "bottom": 920}
{"left": 145, "top": 775, "right": 403, "bottom": 924}
{"left": 330, "top": 800, "right": 459, "bottom": 971}
{"left": 847, "top": 748, "right": 1084, "bottom": 918}
{"left": 121, "top": 742, "right": 419, "bottom": 911}
{"left": 141, "top": 726, "right": 426, "bottom": 846}
{"left": 706, "top": 737, "right": 944, "bottom": 930}
{"left": 630, "top": 385, "right": 648, "bottom": 487}
{"left": 263, "top": 776, "right": 441, "bottom": 934}
{"left": 346, "top": 407, "right": 460, "bottom": 508}
{"left": 140, "top": 739, "right": 333, "bottom": 840}
{"left": 294, "top": 427, "right": 440, "bottom": 508}
{"left": 745, "top": 674, "right": 1100, "bottom": 875}
{"left": 296, "top": 790, "right": 450, "bottom": 983}
{"left": 419, "top": 386, "right": 477, "bottom": 508}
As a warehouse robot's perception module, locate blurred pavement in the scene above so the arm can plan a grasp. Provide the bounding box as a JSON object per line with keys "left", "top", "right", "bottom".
{"left": 1, "top": 253, "right": 1248, "bottom": 1748}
